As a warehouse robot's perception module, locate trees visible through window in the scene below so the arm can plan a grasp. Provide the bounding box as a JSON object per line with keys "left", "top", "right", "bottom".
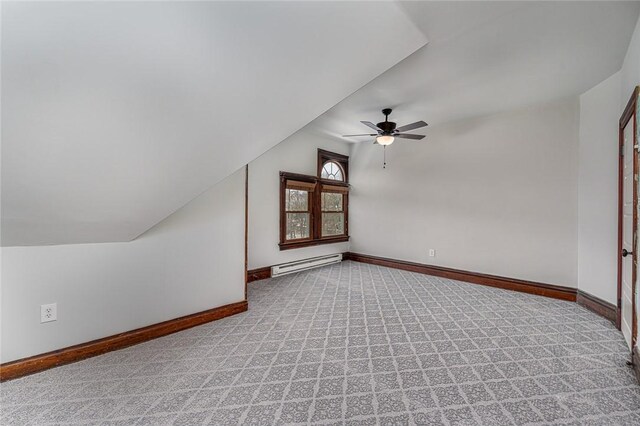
{"left": 285, "top": 189, "right": 310, "bottom": 240}
{"left": 321, "top": 189, "right": 345, "bottom": 237}
{"left": 279, "top": 150, "right": 349, "bottom": 250}
{"left": 282, "top": 179, "right": 315, "bottom": 242}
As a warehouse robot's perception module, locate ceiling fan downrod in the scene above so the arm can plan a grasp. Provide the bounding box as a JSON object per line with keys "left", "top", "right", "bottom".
{"left": 382, "top": 109, "right": 390, "bottom": 169}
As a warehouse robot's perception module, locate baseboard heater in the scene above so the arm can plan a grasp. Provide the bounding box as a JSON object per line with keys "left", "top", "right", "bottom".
{"left": 271, "top": 253, "right": 343, "bottom": 277}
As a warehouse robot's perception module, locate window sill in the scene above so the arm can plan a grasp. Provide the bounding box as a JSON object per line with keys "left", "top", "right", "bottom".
{"left": 279, "top": 235, "right": 350, "bottom": 251}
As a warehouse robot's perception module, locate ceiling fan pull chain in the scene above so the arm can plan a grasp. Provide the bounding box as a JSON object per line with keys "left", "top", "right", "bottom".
{"left": 383, "top": 145, "right": 386, "bottom": 169}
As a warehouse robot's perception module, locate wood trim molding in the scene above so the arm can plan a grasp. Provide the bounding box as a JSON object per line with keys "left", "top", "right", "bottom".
{"left": 617, "top": 86, "right": 639, "bottom": 340}
{"left": 279, "top": 235, "right": 350, "bottom": 251}
{"left": 247, "top": 266, "right": 272, "bottom": 283}
{"left": 279, "top": 170, "right": 350, "bottom": 251}
{"left": 317, "top": 148, "right": 349, "bottom": 182}
{"left": 244, "top": 164, "right": 249, "bottom": 300}
{"left": 346, "top": 252, "right": 577, "bottom": 301}
{"left": 620, "top": 86, "right": 639, "bottom": 128}
{"left": 0, "top": 300, "right": 248, "bottom": 382}
{"left": 576, "top": 290, "right": 617, "bottom": 323}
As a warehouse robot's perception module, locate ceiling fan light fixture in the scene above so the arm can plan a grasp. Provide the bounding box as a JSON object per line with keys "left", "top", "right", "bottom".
{"left": 376, "top": 135, "right": 395, "bottom": 145}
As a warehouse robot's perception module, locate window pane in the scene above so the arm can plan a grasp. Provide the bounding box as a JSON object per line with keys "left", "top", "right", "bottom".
{"left": 321, "top": 161, "right": 344, "bottom": 181}
{"left": 321, "top": 192, "right": 342, "bottom": 211}
{"left": 285, "top": 189, "right": 308, "bottom": 211}
{"left": 322, "top": 213, "right": 344, "bottom": 236}
{"left": 286, "top": 213, "right": 310, "bottom": 240}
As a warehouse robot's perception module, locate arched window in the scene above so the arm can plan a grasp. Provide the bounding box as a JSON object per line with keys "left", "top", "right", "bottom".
{"left": 279, "top": 149, "right": 350, "bottom": 249}
{"left": 320, "top": 161, "right": 344, "bottom": 181}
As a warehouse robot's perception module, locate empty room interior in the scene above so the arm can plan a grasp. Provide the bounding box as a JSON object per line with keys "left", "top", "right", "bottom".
{"left": 4, "top": 1, "right": 640, "bottom": 425}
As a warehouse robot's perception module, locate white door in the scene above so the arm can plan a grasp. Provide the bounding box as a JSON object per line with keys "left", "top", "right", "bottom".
{"left": 621, "top": 120, "right": 634, "bottom": 349}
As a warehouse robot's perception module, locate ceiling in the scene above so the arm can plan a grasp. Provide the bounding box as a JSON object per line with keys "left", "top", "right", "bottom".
{"left": 1, "top": 1, "right": 426, "bottom": 246}
{"left": 4, "top": 2, "right": 639, "bottom": 247}
{"left": 310, "top": 1, "right": 640, "bottom": 142}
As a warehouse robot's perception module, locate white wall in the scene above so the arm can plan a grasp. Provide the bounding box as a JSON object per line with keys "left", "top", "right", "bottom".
{"left": 349, "top": 98, "right": 580, "bottom": 287}
{"left": 621, "top": 14, "right": 640, "bottom": 110}
{"left": 248, "top": 130, "right": 350, "bottom": 270}
{"left": 577, "top": 72, "right": 621, "bottom": 305}
{"left": 1, "top": 168, "right": 245, "bottom": 363}
{"left": 1, "top": 1, "right": 426, "bottom": 247}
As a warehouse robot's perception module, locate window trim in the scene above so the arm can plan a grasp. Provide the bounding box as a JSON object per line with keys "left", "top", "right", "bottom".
{"left": 283, "top": 184, "right": 313, "bottom": 243}
{"left": 279, "top": 166, "right": 350, "bottom": 250}
{"left": 320, "top": 189, "right": 347, "bottom": 238}
{"left": 280, "top": 172, "right": 315, "bottom": 247}
{"left": 318, "top": 149, "right": 349, "bottom": 182}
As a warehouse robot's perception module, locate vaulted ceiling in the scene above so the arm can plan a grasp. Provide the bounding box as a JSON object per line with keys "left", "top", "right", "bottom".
{"left": 311, "top": 1, "right": 640, "bottom": 142}
{"left": 1, "top": 1, "right": 426, "bottom": 246}
{"left": 4, "top": 1, "right": 640, "bottom": 247}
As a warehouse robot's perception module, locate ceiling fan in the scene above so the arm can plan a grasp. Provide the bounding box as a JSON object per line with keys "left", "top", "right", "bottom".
{"left": 342, "top": 108, "right": 428, "bottom": 146}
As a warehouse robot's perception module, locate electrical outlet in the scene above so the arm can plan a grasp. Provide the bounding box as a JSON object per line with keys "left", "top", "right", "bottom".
{"left": 41, "top": 303, "right": 57, "bottom": 323}
{"left": 429, "top": 249, "right": 436, "bottom": 257}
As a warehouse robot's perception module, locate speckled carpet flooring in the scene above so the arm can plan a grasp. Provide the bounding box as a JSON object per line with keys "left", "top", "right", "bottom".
{"left": 2, "top": 261, "right": 639, "bottom": 425}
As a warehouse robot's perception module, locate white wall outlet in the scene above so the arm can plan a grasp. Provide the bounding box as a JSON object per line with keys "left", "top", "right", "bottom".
{"left": 41, "top": 303, "right": 57, "bottom": 323}
{"left": 429, "top": 249, "right": 436, "bottom": 257}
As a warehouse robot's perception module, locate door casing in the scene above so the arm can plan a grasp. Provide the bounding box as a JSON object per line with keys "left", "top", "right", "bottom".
{"left": 617, "top": 86, "right": 639, "bottom": 350}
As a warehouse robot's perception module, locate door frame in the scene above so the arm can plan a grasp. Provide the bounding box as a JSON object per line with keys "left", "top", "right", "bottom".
{"left": 617, "top": 86, "right": 639, "bottom": 350}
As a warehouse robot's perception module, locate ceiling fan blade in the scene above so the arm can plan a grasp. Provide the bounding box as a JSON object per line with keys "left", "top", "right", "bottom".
{"left": 395, "top": 121, "right": 428, "bottom": 133}
{"left": 343, "top": 134, "right": 378, "bottom": 137}
{"left": 395, "top": 133, "right": 425, "bottom": 140}
{"left": 361, "top": 121, "right": 382, "bottom": 131}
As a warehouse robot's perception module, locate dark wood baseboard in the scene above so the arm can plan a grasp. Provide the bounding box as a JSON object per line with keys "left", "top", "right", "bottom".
{"left": 0, "top": 300, "right": 248, "bottom": 382}
{"left": 576, "top": 290, "right": 617, "bottom": 323}
{"left": 247, "top": 266, "right": 271, "bottom": 283}
{"left": 346, "top": 252, "right": 577, "bottom": 302}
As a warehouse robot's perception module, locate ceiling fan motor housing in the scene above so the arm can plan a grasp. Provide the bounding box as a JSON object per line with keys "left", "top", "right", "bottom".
{"left": 377, "top": 108, "right": 396, "bottom": 134}
{"left": 376, "top": 121, "right": 396, "bottom": 134}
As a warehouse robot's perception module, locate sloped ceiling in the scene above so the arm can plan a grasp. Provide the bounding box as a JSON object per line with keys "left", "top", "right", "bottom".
{"left": 310, "top": 1, "right": 640, "bottom": 141}
{"left": 1, "top": 1, "right": 426, "bottom": 246}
